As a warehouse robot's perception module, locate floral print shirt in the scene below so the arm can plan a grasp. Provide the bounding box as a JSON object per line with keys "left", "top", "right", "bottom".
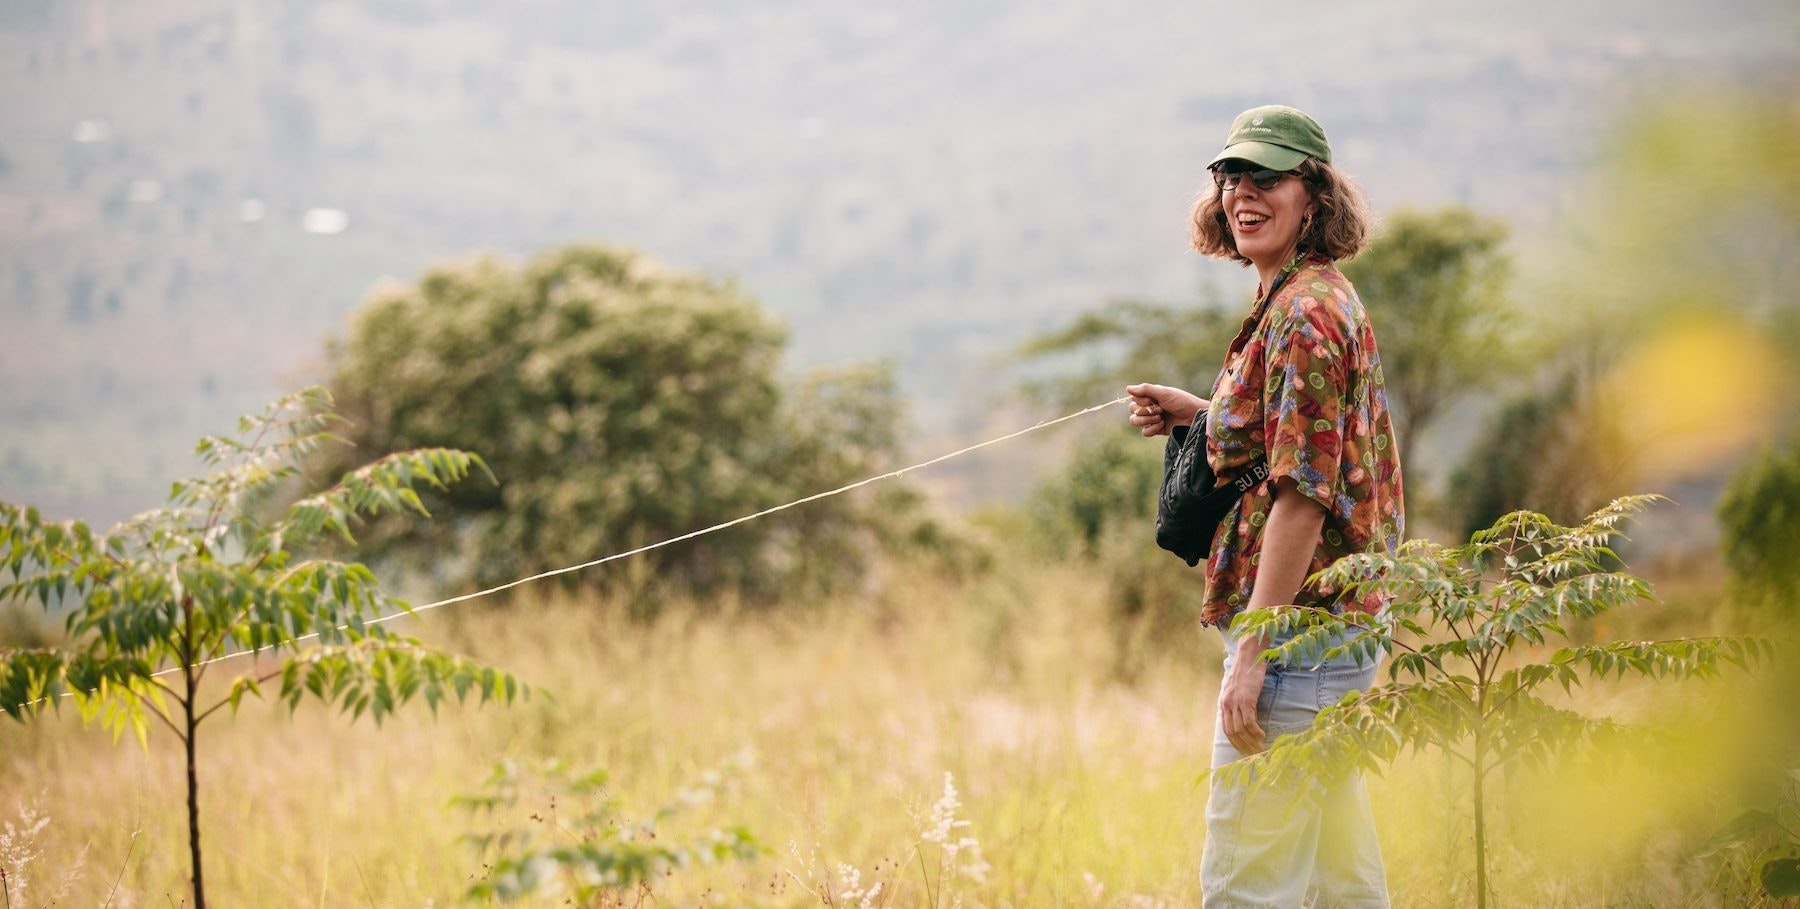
{"left": 1200, "top": 254, "right": 1405, "bottom": 626}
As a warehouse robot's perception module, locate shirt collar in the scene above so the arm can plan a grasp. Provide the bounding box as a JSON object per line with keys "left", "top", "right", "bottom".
{"left": 1255, "top": 252, "right": 1315, "bottom": 305}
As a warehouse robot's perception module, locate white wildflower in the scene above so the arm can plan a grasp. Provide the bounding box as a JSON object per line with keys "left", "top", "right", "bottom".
{"left": 954, "top": 834, "right": 990, "bottom": 883}
{"left": 859, "top": 880, "right": 883, "bottom": 908}
{"left": 915, "top": 772, "right": 990, "bottom": 902}
{"left": 0, "top": 797, "right": 85, "bottom": 904}
{"left": 836, "top": 861, "right": 862, "bottom": 894}
{"left": 834, "top": 861, "right": 886, "bottom": 908}
{"left": 922, "top": 772, "right": 969, "bottom": 846}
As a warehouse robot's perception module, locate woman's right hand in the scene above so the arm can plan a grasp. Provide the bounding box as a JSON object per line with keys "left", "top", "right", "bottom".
{"left": 1124, "top": 383, "right": 1207, "bottom": 437}
{"left": 1219, "top": 636, "right": 1271, "bottom": 754}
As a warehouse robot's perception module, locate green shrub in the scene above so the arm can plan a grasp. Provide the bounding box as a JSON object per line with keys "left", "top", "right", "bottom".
{"left": 323, "top": 243, "right": 941, "bottom": 609}
{"left": 1719, "top": 426, "right": 1800, "bottom": 618}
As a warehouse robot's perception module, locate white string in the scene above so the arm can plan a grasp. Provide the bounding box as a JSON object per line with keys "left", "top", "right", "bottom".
{"left": 97, "top": 396, "right": 1124, "bottom": 684}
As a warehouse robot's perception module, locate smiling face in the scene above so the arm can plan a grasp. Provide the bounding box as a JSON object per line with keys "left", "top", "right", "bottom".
{"left": 1189, "top": 157, "right": 1373, "bottom": 271}
{"left": 1218, "top": 161, "right": 1316, "bottom": 273}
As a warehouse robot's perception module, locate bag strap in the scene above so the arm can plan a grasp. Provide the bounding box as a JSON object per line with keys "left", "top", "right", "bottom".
{"left": 1231, "top": 257, "right": 1308, "bottom": 488}
{"left": 1193, "top": 256, "right": 1308, "bottom": 497}
{"left": 1226, "top": 460, "right": 1270, "bottom": 495}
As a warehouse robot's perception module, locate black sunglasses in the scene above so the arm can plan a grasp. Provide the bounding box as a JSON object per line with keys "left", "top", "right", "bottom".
{"left": 1209, "top": 163, "right": 1293, "bottom": 192}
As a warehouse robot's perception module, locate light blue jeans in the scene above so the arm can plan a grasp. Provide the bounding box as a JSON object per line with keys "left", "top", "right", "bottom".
{"left": 1200, "top": 624, "right": 1390, "bottom": 908}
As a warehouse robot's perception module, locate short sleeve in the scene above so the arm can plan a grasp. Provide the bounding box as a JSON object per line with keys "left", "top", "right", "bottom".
{"left": 1261, "top": 294, "right": 1351, "bottom": 516}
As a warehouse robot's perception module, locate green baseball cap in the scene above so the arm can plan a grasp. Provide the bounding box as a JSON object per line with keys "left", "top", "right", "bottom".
{"left": 1207, "top": 105, "right": 1332, "bottom": 171}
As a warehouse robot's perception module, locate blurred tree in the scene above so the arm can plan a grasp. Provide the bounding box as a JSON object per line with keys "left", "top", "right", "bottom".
{"left": 1444, "top": 369, "right": 1632, "bottom": 537}
{"left": 1343, "top": 207, "right": 1515, "bottom": 460}
{"left": 1016, "top": 296, "right": 1240, "bottom": 414}
{"left": 1448, "top": 92, "right": 1799, "bottom": 537}
{"left": 323, "top": 242, "right": 946, "bottom": 608}
{"left": 1718, "top": 426, "right": 1800, "bottom": 618}
{"left": 1029, "top": 429, "right": 1160, "bottom": 559}
{"left": 1026, "top": 429, "right": 1208, "bottom": 678}
{"left": 1015, "top": 300, "right": 1238, "bottom": 672}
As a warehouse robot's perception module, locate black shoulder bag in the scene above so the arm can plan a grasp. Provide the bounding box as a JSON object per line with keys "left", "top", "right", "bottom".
{"left": 1154, "top": 423, "right": 1268, "bottom": 566}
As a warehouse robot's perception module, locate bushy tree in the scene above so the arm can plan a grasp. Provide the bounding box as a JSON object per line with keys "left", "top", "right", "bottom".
{"left": 324, "top": 243, "right": 938, "bottom": 608}
{"left": 0, "top": 388, "right": 527, "bottom": 909}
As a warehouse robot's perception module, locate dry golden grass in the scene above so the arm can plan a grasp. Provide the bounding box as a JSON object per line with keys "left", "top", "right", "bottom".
{"left": 0, "top": 555, "right": 1780, "bottom": 907}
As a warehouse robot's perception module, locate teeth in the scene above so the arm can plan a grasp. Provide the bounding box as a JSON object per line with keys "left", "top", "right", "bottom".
{"left": 1237, "top": 214, "right": 1268, "bottom": 225}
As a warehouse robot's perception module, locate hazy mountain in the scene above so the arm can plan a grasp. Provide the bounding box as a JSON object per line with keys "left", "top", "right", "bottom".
{"left": 1, "top": 0, "right": 1793, "bottom": 521}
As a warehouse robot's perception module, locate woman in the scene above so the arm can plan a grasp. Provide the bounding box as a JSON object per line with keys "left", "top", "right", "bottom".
{"left": 1125, "top": 105, "right": 1404, "bottom": 907}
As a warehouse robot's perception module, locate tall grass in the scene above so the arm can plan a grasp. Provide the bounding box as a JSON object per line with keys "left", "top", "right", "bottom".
{"left": 0, "top": 554, "right": 1776, "bottom": 906}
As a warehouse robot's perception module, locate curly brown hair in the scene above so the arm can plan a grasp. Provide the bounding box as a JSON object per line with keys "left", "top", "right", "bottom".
{"left": 1188, "top": 158, "right": 1373, "bottom": 264}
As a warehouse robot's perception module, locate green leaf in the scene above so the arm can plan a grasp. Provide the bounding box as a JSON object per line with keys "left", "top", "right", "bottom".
{"left": 1762, "top": 855, "right": 1800, "bottom": 897}
{"left": 226, "top": 674, "right": 265, "bottom": 713}
{"left": 128, "top": 695, "right": 151, "bottom": 750}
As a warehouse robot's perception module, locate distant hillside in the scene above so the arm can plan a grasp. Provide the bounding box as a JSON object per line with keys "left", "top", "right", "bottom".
{"left": 1, "top": 0, "right": 1793, "bottom": 521}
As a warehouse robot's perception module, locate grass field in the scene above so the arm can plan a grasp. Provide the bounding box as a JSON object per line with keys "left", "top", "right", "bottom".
{"left": 0, "top": 554, "right": 1787, "bottom": 908}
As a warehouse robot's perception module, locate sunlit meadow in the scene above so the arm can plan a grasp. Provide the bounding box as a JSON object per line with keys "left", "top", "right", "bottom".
{"left": 0, "top": 545, "right": 1777, "bottom": 907}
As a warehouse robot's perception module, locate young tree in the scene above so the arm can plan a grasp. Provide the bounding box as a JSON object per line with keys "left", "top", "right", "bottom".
{"left": 1216, "top": 495, "right": 1771, "bottom": 909}
{"left": 0, "top": 387, "right": 528, "bottom": 909}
